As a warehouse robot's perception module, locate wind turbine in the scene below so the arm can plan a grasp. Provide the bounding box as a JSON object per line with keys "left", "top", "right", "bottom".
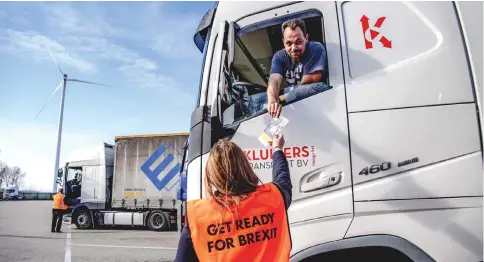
{"left": 35, "top": 44, "right": 110, "bottom": 193}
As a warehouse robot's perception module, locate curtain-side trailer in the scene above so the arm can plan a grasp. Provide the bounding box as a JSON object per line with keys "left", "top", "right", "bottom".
{"left": 58, "top": 132, "right": 189, "bottom": 231}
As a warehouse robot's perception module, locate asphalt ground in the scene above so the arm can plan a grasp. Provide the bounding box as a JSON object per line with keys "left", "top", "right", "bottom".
{"left": 0, "top": 200, "right": 179, "bottom": 262}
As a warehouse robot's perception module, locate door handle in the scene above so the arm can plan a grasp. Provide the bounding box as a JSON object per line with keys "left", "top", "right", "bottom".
{"left": 301, "top": 172, "right": 341, "bottom": 193}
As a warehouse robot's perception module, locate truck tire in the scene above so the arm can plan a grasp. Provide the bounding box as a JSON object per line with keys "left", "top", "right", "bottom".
{"left": 147, "top": 210, "right": 169, "bottom": 231}
{"left": 74, "top": 209, "right": 92, "bottom": 229}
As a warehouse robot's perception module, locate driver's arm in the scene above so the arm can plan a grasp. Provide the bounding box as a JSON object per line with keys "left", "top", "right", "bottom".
{"left": 267, "top": 73, "right": 284, "bottom": 118}
{"left": 278, "top": 71, "right": 321, "bottom": 103}
{"left": 267, "top": 73, "right": 283, "bottom": 104}
{"left": 267, "top": 51, "right": 285, "bottom": 118}
{"left": 301, "top": 71, "right": 322, "bottom": 85}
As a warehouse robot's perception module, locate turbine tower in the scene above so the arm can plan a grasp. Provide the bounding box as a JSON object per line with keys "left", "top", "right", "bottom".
{"left": 35, "top": 44, "right": 110, "bottom": 193}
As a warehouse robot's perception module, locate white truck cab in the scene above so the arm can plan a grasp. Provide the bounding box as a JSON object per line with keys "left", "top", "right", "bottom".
{"left": 185, "top": 1, "right": 483, "bottom": 261}
{"left": 3, "top": 185, "right": 22, "bottom": 200}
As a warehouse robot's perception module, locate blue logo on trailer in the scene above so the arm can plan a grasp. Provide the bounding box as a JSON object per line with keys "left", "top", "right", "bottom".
{"left": 140, "top": 144, "right": 181, "bottom": 191}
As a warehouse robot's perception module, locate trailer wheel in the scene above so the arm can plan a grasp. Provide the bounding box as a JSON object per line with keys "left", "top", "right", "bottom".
{"left": 147, "top": 211, "right": 168, "bottom": 231}
{"left": 74, "top": 209, "right": 92, "bottom": 229}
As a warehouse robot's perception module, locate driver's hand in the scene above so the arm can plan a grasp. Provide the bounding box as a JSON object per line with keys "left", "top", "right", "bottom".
{"left": 268, "top": 101, "right": 282, "bottom": 118}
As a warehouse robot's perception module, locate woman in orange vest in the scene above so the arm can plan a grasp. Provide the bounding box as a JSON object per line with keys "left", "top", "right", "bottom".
{"left": 175, "top": 134, "right": 292, "bottom": 262}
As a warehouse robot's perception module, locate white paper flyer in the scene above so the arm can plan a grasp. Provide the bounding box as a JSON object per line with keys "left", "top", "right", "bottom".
{"left": 258, "top": 116, "right": 289, "bottom": 147}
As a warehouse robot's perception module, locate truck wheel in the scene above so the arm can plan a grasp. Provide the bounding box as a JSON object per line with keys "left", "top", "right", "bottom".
{"left": 147, "top": 211, "right": 168, "bottom": 231}
{"left": 74, "top": 209, "right": 92, "bottom": 229}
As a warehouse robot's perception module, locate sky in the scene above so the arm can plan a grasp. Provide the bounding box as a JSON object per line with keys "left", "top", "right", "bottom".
{"left": 0, "top": 1, "right": 215, "bottom": 192}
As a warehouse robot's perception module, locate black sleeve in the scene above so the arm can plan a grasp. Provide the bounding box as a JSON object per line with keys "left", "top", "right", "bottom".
{"left": 271, "top": 150, "right": 292, "bottom": 210}
{"left": 174, "top": 222, "right": 198, "bottom": 262}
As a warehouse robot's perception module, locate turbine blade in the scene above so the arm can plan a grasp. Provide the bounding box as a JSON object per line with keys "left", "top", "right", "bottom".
{"left": 68, "top": 78, "right": 110, "bottom": 87}
{"left": 45, "top": 44, "right": 64, "bottom": 77}
{"left": 35, "top": 80, "right": 63, "bottom": 120}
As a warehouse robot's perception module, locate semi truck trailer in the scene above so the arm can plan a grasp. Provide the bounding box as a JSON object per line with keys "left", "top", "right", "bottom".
{"left": 57, "top": 132, "right": 189, "bottom": 231}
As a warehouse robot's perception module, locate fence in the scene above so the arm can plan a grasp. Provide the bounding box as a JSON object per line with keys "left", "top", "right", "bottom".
{"left": 19, "top": 192, "right": 55, "bottom": 200}
{"left": 0, "top": 190, "right": 55, "bottom": 200}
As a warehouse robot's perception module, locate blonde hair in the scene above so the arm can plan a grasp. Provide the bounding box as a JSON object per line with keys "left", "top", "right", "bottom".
{"left": 205, "top": 139, "right": 260, "bottom": 212}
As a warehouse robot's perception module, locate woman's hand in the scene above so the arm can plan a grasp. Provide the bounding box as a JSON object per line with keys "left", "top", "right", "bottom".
{"left": 272, "top": 134, "right": 285, "bottom": 151}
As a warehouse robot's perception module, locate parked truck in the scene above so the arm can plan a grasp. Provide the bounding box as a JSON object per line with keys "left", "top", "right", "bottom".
{"left": 183, "top": 1, "right": 483, "bottom": 262}
{"left": 2, "top": 185, "right": 24, "bottom": 200}
{"left": 57, "top": 132, "right": 189, "bottom": 231}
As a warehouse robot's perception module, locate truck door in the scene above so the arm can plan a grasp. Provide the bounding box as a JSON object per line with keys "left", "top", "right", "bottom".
{"left": 338, "top": 2, "right": 483, "bottom": 261}
{"left": 199, "top": 2, "right": 354, "bottom": 254}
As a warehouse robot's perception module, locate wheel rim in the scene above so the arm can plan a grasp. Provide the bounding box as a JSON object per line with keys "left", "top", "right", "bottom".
{"left": 77, "top": 213, "right": 89, "bottom": 227}
{"left": 150, "top": 213, "right": 165, "bottom": 229}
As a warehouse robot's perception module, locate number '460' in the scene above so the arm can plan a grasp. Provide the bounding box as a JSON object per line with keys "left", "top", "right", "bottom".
{"left": 359, "top": 162, "right": 391, "bottom": 176}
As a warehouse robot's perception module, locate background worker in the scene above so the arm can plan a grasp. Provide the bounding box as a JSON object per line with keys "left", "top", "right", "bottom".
{"left": 51, "top": 187, "right": 69, "bottom": 233}
{"left": 175, "top": 134, "right": 292, "bottom": 262}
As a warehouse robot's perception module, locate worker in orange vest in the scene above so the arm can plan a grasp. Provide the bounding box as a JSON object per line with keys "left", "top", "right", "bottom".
{"left": 51, "top": 187, "right": 69, "bottom": 233}
{"left": 175, "top": 134, "right": 292, "bottom": 262}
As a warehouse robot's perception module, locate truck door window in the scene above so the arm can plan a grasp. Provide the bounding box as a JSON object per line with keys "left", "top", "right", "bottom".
{"left": 220, "top": 12, "right": 329, "bottom": 126}
{"left": 66, "top": 167, "right": 82, "bottom": 198}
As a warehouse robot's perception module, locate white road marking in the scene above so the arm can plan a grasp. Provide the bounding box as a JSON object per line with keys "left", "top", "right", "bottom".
{"left": 64, "top": 226, "right": 72, "bottom": 262}
{"left": 71, "top": 243, "right": 177, "bottom": 250}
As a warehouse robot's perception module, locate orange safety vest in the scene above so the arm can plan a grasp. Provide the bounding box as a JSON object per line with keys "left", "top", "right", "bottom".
{"left": 187, "top": 183, "right": 291, "bottom": 262}
{"left": 52, "top": 193, "right": 68, "bottom": 210}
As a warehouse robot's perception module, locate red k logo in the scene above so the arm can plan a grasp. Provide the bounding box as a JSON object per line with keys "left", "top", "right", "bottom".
{"left": 360, "top": 15, "right": 392, "bottom": 49}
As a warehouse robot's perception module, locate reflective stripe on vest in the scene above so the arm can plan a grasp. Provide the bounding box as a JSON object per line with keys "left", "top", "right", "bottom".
{"left": 187, "top": 183, "right": 291, "bottom": 262}
{"left": 53, "top": 193, "right": 68, "bottom": 210}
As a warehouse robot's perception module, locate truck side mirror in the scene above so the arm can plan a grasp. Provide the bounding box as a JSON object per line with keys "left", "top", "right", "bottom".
{"left": 193, "top": 8, "right": 215, "bottom": 52}
{"left": 226, "top": 21, "right": 235, "bottom": 70}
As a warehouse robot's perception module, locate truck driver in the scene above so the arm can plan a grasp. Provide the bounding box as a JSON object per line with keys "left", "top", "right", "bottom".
{"left": 267, "top": 18, "right": 327, "bottom": 118}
